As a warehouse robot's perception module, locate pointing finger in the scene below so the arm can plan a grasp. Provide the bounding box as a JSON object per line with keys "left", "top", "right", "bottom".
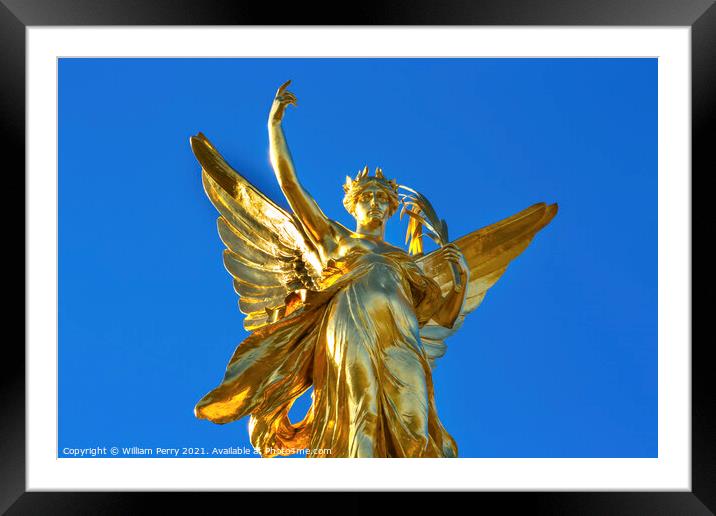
{"left": 277, "top": 80, "right": 292, "bottom": 95}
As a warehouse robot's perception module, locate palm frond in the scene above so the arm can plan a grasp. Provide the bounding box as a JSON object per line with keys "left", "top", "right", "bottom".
{"left": 398, "top": 185, "right": 449, "bottom": 255}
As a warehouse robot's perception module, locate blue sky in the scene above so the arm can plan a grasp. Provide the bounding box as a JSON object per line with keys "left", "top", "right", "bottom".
{"left": 58, "top": 58, "right": 657, "bottom": 458}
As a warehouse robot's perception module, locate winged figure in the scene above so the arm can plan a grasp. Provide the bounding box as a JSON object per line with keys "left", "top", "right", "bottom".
{"left": 193, "top": 81, "right": 557, "bottom": 458}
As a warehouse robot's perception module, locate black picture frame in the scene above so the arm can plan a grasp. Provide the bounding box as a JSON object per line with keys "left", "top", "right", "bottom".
{"left": 4, "top": 0, "right": 711, "bottom": 513}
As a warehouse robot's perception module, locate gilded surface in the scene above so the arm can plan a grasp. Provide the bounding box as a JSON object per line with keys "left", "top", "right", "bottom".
{"left": 192, "top": 81, "right": 558, "bottom": 457}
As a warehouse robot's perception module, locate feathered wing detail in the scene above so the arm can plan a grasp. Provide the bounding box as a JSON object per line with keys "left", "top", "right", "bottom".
{"left": 416, "top": 202, "right": 558, "bottom": 366}
{"left": 190, "top": 132, "right": 323, "bottom": 331}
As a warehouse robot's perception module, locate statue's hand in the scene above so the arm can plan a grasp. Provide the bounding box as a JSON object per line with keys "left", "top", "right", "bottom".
{"left": 440, "top": 243, "right": 469, "bottom": 275}
{"left": 269, "top": 80, "right": 298, "bottom": 126}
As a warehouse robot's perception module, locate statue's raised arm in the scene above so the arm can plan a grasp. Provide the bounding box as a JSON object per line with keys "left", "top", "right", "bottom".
{"left": 268, "top": 81, "right": 336, "bottom": 258}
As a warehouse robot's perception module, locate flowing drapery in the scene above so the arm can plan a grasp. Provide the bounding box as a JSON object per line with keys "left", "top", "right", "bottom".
{"left": 195, "top": 248, "right": 457, "bottom": 458}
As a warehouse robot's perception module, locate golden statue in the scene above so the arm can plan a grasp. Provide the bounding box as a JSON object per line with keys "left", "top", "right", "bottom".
{"left": 192, "top": 81, "right": 557, "bottom": 458}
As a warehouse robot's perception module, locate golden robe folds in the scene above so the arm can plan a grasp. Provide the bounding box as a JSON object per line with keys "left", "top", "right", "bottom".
{"left": 195, "top": 247, "right": 458, "bottom": 458}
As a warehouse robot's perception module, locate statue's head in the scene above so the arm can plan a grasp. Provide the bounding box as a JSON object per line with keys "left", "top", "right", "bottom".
{"left": 343, "top": 166, "right": 400, "bottom": 228}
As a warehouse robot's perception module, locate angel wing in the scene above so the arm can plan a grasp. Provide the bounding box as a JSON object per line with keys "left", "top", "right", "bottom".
{"left": 416, "top": 202, "right": 558, "bottom": 365}
{"left": 190, "top": 132, "right": 323, "bottom": 331}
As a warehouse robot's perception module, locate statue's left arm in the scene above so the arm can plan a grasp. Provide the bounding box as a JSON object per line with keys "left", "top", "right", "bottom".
{"left": 416, "top": 202, "right": 557, "bottom": 366}
{"left": 429, "top": 243, "right": 470, "bottom": 329}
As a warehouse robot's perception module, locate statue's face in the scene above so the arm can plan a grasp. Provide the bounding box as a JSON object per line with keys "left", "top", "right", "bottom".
{"left": 353, "top": 184, "right": 392, "bottom": 228}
